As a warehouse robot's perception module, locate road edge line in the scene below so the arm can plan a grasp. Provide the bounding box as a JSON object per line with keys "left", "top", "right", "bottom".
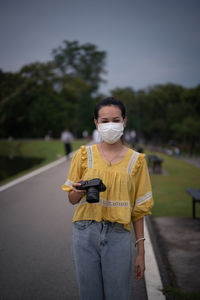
{"left": 144, "top": 217, "right": 166, "bottom": 300}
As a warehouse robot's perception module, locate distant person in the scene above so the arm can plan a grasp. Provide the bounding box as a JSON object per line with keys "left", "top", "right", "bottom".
{"left": 92, "top": 128, "right": 102, "bottom": 143}
{"left": 124, "top": 130, "right": 131, "bottom": 143}
{"left": 130, "top": 129, "right": 136, "bottom": 148}
{"left": 61, "top": 129, "right": 73, "bottom": 158}
{"left": 44, "top": 130, "right": 52, "bottom": 141}
{"left": 82, "top": 130, "right": 89, "bottom": 139}
{"left": 174, "top": 146, "right": 180, "bottom": 158}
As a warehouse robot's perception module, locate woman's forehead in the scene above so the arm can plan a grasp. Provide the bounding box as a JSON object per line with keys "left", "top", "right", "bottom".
{"left": 98, "top": 105, "right": 122, "bottom": 118}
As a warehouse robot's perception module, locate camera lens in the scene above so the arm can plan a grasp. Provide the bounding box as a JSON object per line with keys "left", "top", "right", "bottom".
{"left": 86, "top": 186, "right": 99, "bottom": 203}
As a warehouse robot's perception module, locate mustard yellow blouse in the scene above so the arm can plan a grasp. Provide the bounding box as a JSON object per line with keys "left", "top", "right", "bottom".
{"left": 62, "top": 144, "right": 154, "bottom": 231}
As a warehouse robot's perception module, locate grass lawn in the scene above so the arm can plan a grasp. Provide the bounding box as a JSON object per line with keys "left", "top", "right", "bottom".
{"left": 148, "top": 151, "right": 200, "bottom": 218}
{"left": 163, "top": 286, "right": 200, "bottom": 300}
{"left": 0, "top": 139, "right": 86, "bottom": 185}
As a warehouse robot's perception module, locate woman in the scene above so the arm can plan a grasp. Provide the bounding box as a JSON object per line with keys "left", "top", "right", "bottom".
{"left": 62, "top": 97, "right": 154, "bottom": 300}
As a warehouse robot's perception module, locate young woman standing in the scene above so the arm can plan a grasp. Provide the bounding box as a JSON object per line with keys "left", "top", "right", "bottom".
{"left": 62, "top": 97, "right": 154, "bottom": 300}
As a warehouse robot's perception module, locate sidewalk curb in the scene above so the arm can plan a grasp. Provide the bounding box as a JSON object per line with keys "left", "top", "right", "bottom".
{"left": 144, "top": 217, "right": 166, "bottom": 299}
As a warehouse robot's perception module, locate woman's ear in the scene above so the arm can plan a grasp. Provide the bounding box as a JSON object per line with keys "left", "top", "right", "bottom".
{"left": 123, "top": 117, "right": 127, "bottom": 128}
{"left": 94, "top": 119, "right": 98, "bottom": 129}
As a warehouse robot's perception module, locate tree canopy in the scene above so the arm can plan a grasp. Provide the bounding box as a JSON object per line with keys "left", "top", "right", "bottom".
{"left": 0, "top": 41, "right": 106, "bottom": 138}
{"left": 52, "top": 40, "right": 106, "bottom": 92}
{"left": 0, "top": 40, "right": 200, "bottom": 154}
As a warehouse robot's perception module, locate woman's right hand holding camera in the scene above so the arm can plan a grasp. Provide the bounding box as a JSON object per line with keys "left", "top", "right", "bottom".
{"left": 68, "top": 182, "right": 86, "bottom": 205}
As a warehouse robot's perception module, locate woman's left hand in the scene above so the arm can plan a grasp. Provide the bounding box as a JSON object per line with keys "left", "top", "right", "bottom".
{"left": 135, "top": 255, "right": 145, "bottom": 281}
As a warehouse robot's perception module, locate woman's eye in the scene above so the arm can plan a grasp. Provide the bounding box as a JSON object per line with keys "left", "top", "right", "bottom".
{"left": 101, "top": 120, "right": 120, "bottom": 123}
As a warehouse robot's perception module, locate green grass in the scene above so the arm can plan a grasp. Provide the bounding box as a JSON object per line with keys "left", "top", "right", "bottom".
{"left": 163, "top": 286, "right": 200, "bottom": 300}
{"left": 147, "top": 152, "right": 200, "bottom": 218}
{"left": 0, "top": 139, "right": 86, "bottom": 185}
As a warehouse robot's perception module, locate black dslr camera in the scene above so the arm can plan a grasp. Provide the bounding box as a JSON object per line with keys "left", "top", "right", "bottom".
{"left": 76, "top": 178, "right": 106, "bottom": 203}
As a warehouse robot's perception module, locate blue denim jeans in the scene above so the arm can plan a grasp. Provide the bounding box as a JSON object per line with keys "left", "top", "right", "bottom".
{"left": 72, "top": 220, "right": 133, "bottom": 300}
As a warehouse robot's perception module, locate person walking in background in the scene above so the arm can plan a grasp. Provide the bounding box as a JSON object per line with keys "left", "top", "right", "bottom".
{"left": 61, "top": 128, "right": 73, "bottom": 158}
{"left": 62, "top": 97, "right": 153, "bottom": 300}
{"left": 130, "top": 129, "right": 136, "bottom": 148}
{"left": 44, "top": 130, "right": 53, "bottom": 141}
{"left": 82, "top": 129, "right": 89, "bottom": 140}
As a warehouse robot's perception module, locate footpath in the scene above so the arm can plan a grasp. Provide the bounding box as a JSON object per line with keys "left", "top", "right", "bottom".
{"left": 150, "top": 216, "right": 200, "bottom": 298}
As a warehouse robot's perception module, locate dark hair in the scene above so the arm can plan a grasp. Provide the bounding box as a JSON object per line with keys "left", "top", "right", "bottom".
{"left": 94, "top": 97, "right": 127, "bottom": 120}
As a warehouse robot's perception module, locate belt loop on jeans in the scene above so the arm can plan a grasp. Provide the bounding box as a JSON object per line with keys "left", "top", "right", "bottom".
{"left": 101, "top": 220, "right": 111, "bottom": 231}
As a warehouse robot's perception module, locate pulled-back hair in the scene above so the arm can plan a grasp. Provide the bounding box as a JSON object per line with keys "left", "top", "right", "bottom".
{"left": 94, "top": 97, "right": 127, "bottom": 120}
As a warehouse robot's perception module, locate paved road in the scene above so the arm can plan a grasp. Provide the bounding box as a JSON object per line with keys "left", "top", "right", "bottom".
{"left": 0, "top": 157, "right": 147, "bottom": 300}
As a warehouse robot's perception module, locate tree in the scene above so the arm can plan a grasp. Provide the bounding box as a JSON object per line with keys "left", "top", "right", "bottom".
{"left": 110, "top": 87, "right": 137, "bottom": 129}
{"left": 172, "top": 117, "right": 200, "bottom": 155}
{"left": 20, "top": 61, "right": 56, "bottom": 84}
{"left": 172, "top": 85, "right": 200, "bottom": 154}
{"left": 60, "top": 76, "right": 92, "bottom": 136}
{"left": 139, "top": 84, "right": 184, "bottom": 142}
{"left": 0, "top": 63, "right": 62, "bottom": 138}
{"left": 52, "top": 40, "right": 107, "bottom": 92}
{"left": 0, "top": 70, "right": 29, "bottom": 137}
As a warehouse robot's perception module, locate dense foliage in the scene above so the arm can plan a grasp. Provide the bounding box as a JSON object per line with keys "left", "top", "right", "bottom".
{"left": 0, "top": 41, "right": 106, "bottom": 139}
{"left": 111, "top": 84, "right": 200, "bottom": 154}
{"left": 0, "top": 40, "right": 200, "bottom": 153}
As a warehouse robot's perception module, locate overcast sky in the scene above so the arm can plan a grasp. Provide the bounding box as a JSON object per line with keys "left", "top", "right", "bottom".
{"left": 0, "top": 0, "right": 200, "bottom": 94}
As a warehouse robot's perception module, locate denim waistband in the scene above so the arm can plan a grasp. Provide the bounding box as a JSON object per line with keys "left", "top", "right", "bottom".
{"left": 100, "top": 220, "right": 124, "bottom": 228}
{"left": 74, "top": 220, "right": 127, "bottom": 231}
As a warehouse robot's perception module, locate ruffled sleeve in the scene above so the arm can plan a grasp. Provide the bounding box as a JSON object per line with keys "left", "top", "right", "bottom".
{"left": 131, "top": 153, "right": 146, "bottom": 176}
{"left": 131, "top": 154, "right": 154, "bottom": 222}
{"left": 62, "top": 145, "right": 87, "bottom": 192}
{"left": 80, "top": 145, "right": 88, "bottom": 168}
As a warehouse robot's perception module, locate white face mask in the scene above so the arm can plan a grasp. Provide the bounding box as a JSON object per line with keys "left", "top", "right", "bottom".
{"left": 98, "top": 122, "right": 124, "bottom": 144}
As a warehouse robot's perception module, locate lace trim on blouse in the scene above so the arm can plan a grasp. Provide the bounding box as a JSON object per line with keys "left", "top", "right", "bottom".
{"left": 81, "top": 145, "right": 145, "bottom": 176}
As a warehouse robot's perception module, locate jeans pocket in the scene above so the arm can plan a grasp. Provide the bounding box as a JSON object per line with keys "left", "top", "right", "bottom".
{"left": 73, "top": 220, "right": 93, "bottom": 230}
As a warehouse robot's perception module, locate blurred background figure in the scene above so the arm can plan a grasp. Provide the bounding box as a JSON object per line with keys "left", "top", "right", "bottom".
{"left": 82, "top": 130, "right": 89, "bottom": 140}
{"left": 61, "top": 128, "right": 74, "bottom": 158}
{"left": 124, "top": 130, "right": 131, "bottom": 144}
{"left": 174, "top": 146, "right": 180, "bottom": 158}
{"left": 92, "top": 128, "right": 102, "bottom": 143}
{"left": 130, "top": 129, "right": 136, "bottom": 148}
{"left": 44, "top": 130, "right": 53, "bottom": 141}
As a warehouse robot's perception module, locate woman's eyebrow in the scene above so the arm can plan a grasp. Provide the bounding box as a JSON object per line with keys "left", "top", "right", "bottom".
{"left": 100, "top": 116, "right": 120, "bottom": 120}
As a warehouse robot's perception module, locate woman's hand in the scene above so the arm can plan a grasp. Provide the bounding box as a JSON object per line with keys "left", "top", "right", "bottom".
{"left": 72, "top": 182, "right": 86, "bottom": 193}
{"left": 68, "top": 182, "right": 86, "bottom": 205}
{"left": 135, "top": 255, "right": 145, "bottom": 281}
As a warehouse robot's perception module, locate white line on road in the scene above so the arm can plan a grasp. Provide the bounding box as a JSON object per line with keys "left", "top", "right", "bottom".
{"left": 144, "top": 217, "right": 166, "bottom": 300}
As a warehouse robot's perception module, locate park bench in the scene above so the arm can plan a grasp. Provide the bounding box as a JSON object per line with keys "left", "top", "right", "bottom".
{"left": 186, "top": 188, "right": 200, "bottom": 219}
{"left": 147, "top": 154, "right": 163, "bottom": 174}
